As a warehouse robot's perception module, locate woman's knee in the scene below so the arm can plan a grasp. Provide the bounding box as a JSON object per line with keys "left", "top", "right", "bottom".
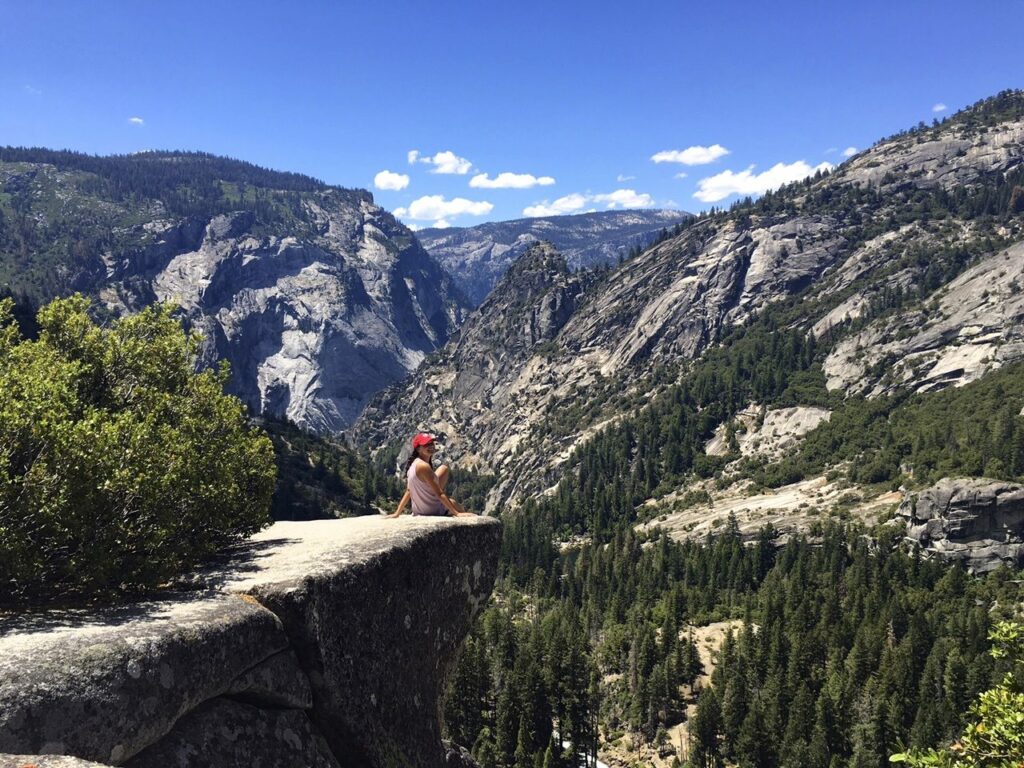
{"left": 436, "top": 464, "right": 451, "bottom": 489}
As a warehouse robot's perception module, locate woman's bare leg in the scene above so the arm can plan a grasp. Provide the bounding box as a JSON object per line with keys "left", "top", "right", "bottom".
{"left": 437, "top": 465, "right": 474, "bottom": 515}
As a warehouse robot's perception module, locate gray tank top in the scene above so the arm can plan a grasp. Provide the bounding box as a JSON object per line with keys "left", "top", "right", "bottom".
{"left": 407, "top": 459, "right": 446, "bottom": 516}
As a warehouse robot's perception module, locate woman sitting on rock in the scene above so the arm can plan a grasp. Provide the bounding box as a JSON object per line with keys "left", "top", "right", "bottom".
{"left": 388, "top": 433, "right": 475, "bottom": 517}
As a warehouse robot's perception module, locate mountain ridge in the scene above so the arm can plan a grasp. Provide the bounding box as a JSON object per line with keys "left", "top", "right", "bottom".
{"left": 0, "top": 149, "right": 469, "bottom": 433}
{"left": 417, "top": 208, "right": 691, "bottom": 305}
{"left": 352, "top": 90, "right": 1024, "bottom": 515}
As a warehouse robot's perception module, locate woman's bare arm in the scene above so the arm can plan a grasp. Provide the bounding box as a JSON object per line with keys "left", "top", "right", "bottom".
{"left": 387, "top": 489, "right": 411, "bottom": 518}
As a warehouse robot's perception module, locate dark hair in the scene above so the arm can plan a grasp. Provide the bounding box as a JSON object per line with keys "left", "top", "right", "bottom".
{"left": 405, "top": 444, "right": 434, "bottom": 472}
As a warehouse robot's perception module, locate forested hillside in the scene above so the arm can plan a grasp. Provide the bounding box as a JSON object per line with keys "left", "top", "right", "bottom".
{"left": 443, "top": 521, "right": 1022, "bottom": 768}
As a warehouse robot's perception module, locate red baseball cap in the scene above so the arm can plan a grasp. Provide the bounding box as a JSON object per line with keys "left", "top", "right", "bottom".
{"left": 412, "top": 433, "right": 436, "bottom": 449}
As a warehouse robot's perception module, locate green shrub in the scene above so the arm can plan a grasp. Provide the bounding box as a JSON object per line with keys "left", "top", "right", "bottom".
{"left": 891, "top": 621, "right": 1024, "bottom": 768}
{"left": 0, "top": 296, "right": 275, "bottom": 605}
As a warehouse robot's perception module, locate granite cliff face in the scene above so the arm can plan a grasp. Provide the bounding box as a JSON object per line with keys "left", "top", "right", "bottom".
{"left": 899, "top": 478, "right": 1024, "bottom": 572}
{"left": 353, "top": 93, "right": 1024, "bottom": 512}
{"left": 358, "top": 243, "right": 590, "bottom": 496}
{"left": 417, "top": 209, "right": 690, "bottom": 305}
{"left": 0, "top": 516, "right": 501, "bottom": 768}
{"left": 0, "top": 153, "right": 469, "bottom": 433}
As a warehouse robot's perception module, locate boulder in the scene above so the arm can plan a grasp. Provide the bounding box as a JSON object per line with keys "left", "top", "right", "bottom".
{"left": 898, "top": 477, "right": 1024, "bottom": 572}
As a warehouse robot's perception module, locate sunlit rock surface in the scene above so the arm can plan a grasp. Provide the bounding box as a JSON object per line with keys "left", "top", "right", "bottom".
{"left": 0, "top": 516, "right": 501, "bottom": 768}
{"left": 900, "top": 477, "right": 1024, "bottom": 572}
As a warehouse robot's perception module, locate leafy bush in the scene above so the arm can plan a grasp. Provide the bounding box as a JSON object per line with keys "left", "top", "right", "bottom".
{"left": 891, "top": 620, "right": 1024, "bottom": 768}
{"left": 0, "top": 296, "right": 275, "bottom": 605}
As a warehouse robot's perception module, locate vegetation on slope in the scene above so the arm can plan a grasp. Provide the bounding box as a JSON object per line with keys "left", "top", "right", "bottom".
{"left": 264, "top": 417, "right": 399, "bottom": 520}
{"left": 443, "top": 521, "right": 1023, "bottom": 768}
{"left": 0, "top": 148, "right": 368, "bottom": 304}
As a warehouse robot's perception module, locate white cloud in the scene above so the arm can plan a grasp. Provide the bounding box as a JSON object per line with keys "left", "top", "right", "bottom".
{"left": 374, "top": 170, "right": 410, "bottom": 191}
{"left": 617, "top": 174, "right": 635, "bottom": 182}
{"left": 407, "top": 149, "right": 420, "bottom": 164}
{"left": 469, "top": 172, "right": 555, "bottom": 189}
{"left": 128, "top": 116, "right": 145, "bottom": 126}
{"left": 523, "top": 188, "right": 654, "bottom": 217}
{"left": 842, "top": 147, "right": 857, "bottom": 158}
{"left": 593, "top": 189, "right": 655, "bottom": 209}
{"left": 431, "top": 219, "right": 452, "bottom": 229}
{"left": 406, "top": 222, "right": 421, "bottom": 232}
{"left": 523, "top": 193, "right": 589, "bottom": 217}
{"left": 932, "top": 103, "right": 948, "bottom": 113}
{"left": 417, "top": 150, "right": 473, "bottom": 175}
{"left": 674, "top": 172, "right": 688, "bottom": 180}
{"left": 651, "top": 144, "right": 730, "bottom": 166}
{"left": 23, "top": 85, "right": 42, "bottom": 97}
{"left": 694, "top": 160, "right": 833, "bottom": 203}
{"left": 394, "top": 194, "right": 493, "bottom": 221}
{"left": 824, "top": 147, "right": 838, "bottom": 155}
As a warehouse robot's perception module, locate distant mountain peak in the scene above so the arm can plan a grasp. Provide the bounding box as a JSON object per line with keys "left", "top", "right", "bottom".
{"left": 417, "top": 209, "right": 691, "bottom": 305}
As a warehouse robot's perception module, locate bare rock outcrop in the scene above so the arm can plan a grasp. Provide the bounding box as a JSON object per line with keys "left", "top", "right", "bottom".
{"left": 824, "top": 240, "right": 1024, "bottom": 395}
{"left": 0, "top": 516, "right": 501, "bottom": 768}
{"left": 146, "top": 197, "right": 467, "bottom": 433}
{"left": 899, "top": 477, "right": 1024, "bottom": 572}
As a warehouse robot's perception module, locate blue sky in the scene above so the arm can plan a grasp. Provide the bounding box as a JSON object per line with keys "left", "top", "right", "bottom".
{"left": 2, "top": 1, "right": 1022, "bottom": 228}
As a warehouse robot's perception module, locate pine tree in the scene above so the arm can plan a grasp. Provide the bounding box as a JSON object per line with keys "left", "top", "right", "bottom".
{"left": 689, "top": 688, "right": 724, "bottom": 768}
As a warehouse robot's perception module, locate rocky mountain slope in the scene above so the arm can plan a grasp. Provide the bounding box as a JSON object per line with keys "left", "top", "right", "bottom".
{"left": 353, "top": 91, "right": 1024, "bottom": 517}
{"left": 417, "top": 209, "right": 690, "bottom": 305}
{"left": 0, "top": 151, "right": 469, "bottom": 432}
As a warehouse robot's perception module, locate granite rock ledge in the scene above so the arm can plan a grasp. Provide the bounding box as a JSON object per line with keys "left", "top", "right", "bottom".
{"left": 0, "top": 516, "right": 502, "bottom": 768}
{"left": 899, "top": 477, "right": 1024, "bottom": 573}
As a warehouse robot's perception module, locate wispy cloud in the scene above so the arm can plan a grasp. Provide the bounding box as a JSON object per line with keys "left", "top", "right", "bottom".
{"left": 842, "top": 147, "right": 857, "bottom": 158}
{"left": 374, "top": 170, "right": 410, "bottom": 191}
{"left": 617, "top": 173, "right": 635, "bottom": 182}
{"left": 694, "top": 160, "right": 833, "bottom": 203}
{"left": 469, "top": 172, "right": 555, "bottom": 189}
{"left": 23, "top": 85, "right": 42, "bottom": 97}
{"left": 651, "top": 144, "right": 730, "bottom": 166}
{"left": 932, "top": 103, "right": 948, "bottom": 113}
{"left": 523, "top": 188, "right": 654, "bottom": 217}
{"left": 674, "top": 172, "right": 688, "bottom": 180}
{"left": 393, "top": 194, "right": 493, "bottom": 227}
{"left": 408, "top": 150, "right": 473, "bottom": 175}
{"left": 128, "top": 116, "right": 145, "bottom": 126}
